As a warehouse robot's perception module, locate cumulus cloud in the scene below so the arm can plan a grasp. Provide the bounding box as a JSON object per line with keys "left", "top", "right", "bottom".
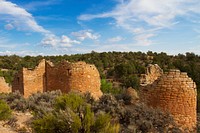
{"left": 79, "top": 0, "right": 200, "bottom": 28}
{"left": 108, "top": 36, "right": 123, "bottom": 43}
{"left": 41, "top": 35, "right": 80, "bottom": 47}
{"left": 0, "top": 0, "right": 80, "bottom": 48}
{"left": 0, "top": 0, "right": 50, "bottom": 33}
{"left": 134, "top": 34, "right": 155, "bottom": 46}
{"left": 79, "top": 0, "right": 200, "bottom": 46}
{"left": 71, "top": 30, "right": 100, "bottom": 41}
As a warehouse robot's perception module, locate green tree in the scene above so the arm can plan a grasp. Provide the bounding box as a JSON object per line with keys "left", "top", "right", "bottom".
{"left": 122, "top": 75, "right": 140, "bottom": 89}
{"left": 101, "top": 79, "right": 113, "bottom": 93}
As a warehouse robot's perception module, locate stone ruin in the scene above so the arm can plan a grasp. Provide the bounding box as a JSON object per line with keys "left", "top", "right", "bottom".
{"left": 140, "top": 64, "right": 163, "bottom": 85}
{"left": 140, "top": 64, "right": 197, "bottom": 132}
{"left": 0, "top": 77, "right": 11, "bottom": 93}
{"left": 0, "top": 60, "right": 197, "bottom": 131}
{"left": 12, "top": 59, "right": 102, "bottom": 99}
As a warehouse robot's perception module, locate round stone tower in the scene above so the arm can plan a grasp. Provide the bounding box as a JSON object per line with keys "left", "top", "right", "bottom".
{"left": 46, "top": 61, "right": 102, "bottom": 100}
{"left": 68, "top": 61, "right": 102, "bottom": 99}
{"left": 140, "top": 66, "right": 197, "bottom": 132}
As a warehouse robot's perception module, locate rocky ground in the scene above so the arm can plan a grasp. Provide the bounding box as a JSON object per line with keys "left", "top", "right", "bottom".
{"left": 0, "top": 112, "right": 32, "bottom": 133}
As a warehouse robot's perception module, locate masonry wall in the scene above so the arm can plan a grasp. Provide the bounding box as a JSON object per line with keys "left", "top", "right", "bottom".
{"left": 0, "top": 77, "right": 11, "bottom": 93}
{"left": 45, "top": 61, "right": 71, "bottom": 93}
{"left": 46, "top": 61, "right": 102, "bottom": 99}
{"left": 140, "top": 69, "right": 197, "bottom": 132}
{"left": 12, "top": 70, "right": 24, "bottom": 94}
{"left": 67, "top": 62, "right": 102, "bottom": 99}
{"left": 12, "top": 59, "right": 46, "bottom": 98}
{"left": 12, "top": 59, "right": 102, "bottom": 99}
{"left": 140, "top": 64, "right": 163, "bottom": 85}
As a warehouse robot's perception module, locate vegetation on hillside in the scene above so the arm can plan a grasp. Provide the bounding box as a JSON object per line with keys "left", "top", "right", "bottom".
{"left": 0, "top": 51, "right": 199, "bottom": 112}
{"left": 0, "top": 91, "right": 182, "bottom": 133}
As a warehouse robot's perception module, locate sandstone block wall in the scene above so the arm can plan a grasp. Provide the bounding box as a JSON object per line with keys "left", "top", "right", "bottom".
{"left": 0, "top": 77, "right": 11, "bottom": 93}
{"left": 46, "top": 61, "right": 71, "bottom": 93}
{"left": 140, "top": 64, "right": 163, "bottom": 85}
{"left": 12, "top": 70, "right": 24, "bottom": 94}
{"left": 12, "top": 59, "right": 46, "bottom": 98}
{"left": 140, "top": 67, "right": 197, "bottom": 132}
{"left": 68, "top": 62, "right": 102, "bottom": 99}
{"left": 12, "top": 59, "right": 102, "bottom": 99}
{"left": 46, "top": 61, "right": 102, "bottom": 99}
{"left": 22, "top": 59, "right": 46, "bottom": 98}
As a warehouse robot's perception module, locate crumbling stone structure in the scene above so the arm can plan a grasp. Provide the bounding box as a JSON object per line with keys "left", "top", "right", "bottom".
{"left": 12, "top": 59, "right": 46, "bottom": 97}
{"left": 140, "top": 64, "right": 163, "bottom": 85}
{"left": 140, "top": 64, "right": 197, "bottom": 132}
{"left": 0, "top": 77, "right": 11, "bottom": 93}
{"left": 12, "top": 59, "right": 102, "bottom": 99}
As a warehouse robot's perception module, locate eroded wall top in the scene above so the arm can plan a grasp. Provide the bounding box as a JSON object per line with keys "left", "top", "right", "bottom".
{"left": 140, "top": 64, "right": 163, "bottom": 85}
{"left": 140, "top": 65, "right": 197, "bottom": 132}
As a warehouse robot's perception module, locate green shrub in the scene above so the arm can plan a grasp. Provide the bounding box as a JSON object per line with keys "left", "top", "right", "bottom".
{"left": 32, "top": 109, "right": 81, "bottom": 133}
{"left": 2, "top": 91, "right": 27, "bottom": 112}
{"left": 82, "top": 105, "right": 95, "bottom": 133}
{"left": 93, "top": 94, "right": 125, "bottom": 120}
{"left": 26, "top": 90, "right": 62, "bottom": 118}
{"left": 93, "top": 113, "right": 120, "bottom": 133}
{"left": 115, "top": 92, "right": 132, "bottom": 105}
{"left": 94, "top": 113, "right": 111, "bottom": 131}
{"left": 32, "top": 93, "right": 120, "bottom": 133}
{"left": 0, "top": 100, "right": 12, "bottom": 120}
{"left": 120, "top": 103, "right": 180, "bottom": 132}
{"left": 101, "top": 79, "right": 113, "bottom": 93}
{"left": 101, "top": 79, "right": 122, "bottom": 94}
{"left": 54, "top": 93, "right": 84, "bottom": 112}
{"left": 122, "top": 75, "right": 140, "bottom": 89}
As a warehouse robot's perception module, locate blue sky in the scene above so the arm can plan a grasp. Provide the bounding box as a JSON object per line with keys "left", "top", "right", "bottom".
{"left": 1, "top": 0, "right": 200, "bottom": 56}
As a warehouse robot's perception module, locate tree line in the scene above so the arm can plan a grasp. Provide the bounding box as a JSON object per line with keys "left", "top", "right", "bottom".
{"left": 0, "top": 51, "right": 200, "bottom": 111}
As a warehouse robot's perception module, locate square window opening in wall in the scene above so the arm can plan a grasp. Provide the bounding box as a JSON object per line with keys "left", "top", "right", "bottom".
{"left": 17, "top": 77, "right": 20, "bottom": 83}
{"left": 67, "top": 69, "right": 70, "bottom": 75}
{"left": 67, "top": 69, "right": 72, "bottom": 76}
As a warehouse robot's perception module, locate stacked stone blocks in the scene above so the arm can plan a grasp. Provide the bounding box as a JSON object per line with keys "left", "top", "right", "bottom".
{"left": 12, "top": 59, "right": 102, "bottom": 99}
{"left": 140, "top": 66, "right": 197, "bottom": 132}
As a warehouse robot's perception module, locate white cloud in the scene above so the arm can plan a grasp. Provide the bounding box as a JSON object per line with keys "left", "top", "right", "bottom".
{"left": 24, "top": 0, "right": 61, "bottom": 11}
{"left": 134, "top": 34, "right": 155, "bottom": 46}
{"left": 0, "top": 0, "right": 50, "bottom": 34}
{"left": 108, "top": 36, "right": 123, "bottom": 43}
{"left": 4, "top": 23, "right": 14, "bottom": 30}
{"left": 79, "top": 0, "right": 200, "bottom": 28}
{"left": 79, "top": 0, "right": 200, "bottom": 46}
{"left": 60, "top": 35, "right": 81, "bottom": 47}
{"left": 0, "top": 0, "right": 80, "bottom": 48}
{"left": 0, "top": 50, "right": 44, "bottom": 56}
{"left": 41, "top": 35, "right": 80, "bottom": 47}
{"left": 71, "top": 30, "right": 100, "bottom": 41}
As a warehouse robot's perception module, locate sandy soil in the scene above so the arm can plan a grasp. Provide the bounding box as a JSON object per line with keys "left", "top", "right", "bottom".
{"left": 0, "top": 111, "right": 32, "bottom": 133}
